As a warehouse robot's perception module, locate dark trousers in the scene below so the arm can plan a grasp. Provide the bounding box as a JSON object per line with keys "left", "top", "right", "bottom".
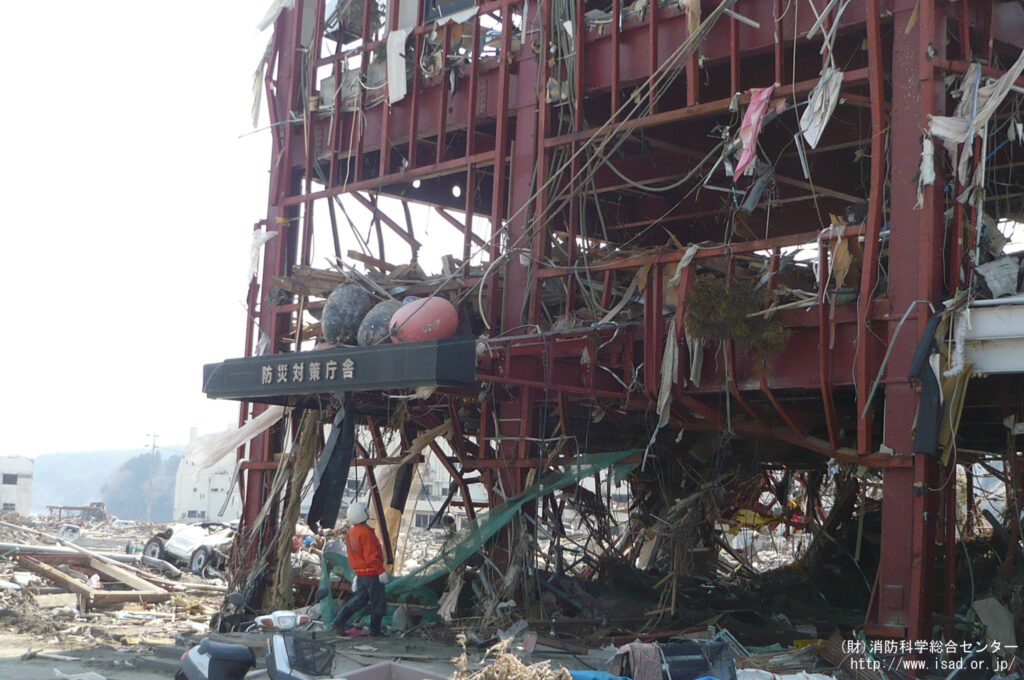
{"left": 332, "top": 574, "right": 385, "bottom": 630}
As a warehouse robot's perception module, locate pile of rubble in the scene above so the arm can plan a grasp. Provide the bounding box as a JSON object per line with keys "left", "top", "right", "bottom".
{"left": 0, "top": 515, "right": 226, "bottom": 653}
{"left": 1, "top": 512, "right": 157, "bottom": 554}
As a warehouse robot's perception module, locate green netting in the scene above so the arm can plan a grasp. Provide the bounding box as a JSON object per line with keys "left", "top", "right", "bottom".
{"left": 319, "top": 449, "right": 639, "bottom": 623}
{"left": 613, "top": 461, "right": 638, "bottom": 484}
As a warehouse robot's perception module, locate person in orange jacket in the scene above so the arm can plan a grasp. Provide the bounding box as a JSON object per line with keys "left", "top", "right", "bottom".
{"left": 331, "top": 502, "right": 389, "bottom": 636}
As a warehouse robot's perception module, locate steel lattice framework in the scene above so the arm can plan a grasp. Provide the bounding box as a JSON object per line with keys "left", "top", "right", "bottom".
{"left": 225, "top": 0, "right": 1024, "bottom": 640}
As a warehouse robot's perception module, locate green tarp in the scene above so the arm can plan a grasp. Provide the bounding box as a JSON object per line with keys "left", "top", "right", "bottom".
{"left": 319, "top": 448, "right": 639, "bottom": 623}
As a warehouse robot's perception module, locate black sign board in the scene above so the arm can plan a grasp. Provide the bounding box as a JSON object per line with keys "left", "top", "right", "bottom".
{"left": 202, "top": 337, "right": 476, "bottom": 403}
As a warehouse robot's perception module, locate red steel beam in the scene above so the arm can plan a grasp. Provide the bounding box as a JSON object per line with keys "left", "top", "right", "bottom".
{"left": 435, "top": 207, "right": 486, "bottom": 247}
{"left": 760, "top": 376, "right": 808, "bottom": 440}
{"left": 427, "top": 441, "right": 476, "bottom": 520}
{"left": 486, "top": 2, "right": 513, "bottom": 328}
{"left": 612, "top": 0, "right": 622, "bottom": 115}
{"left": 817, "top": 240, "right": 839, "bottom": 450}
{"left": 435, "top": 24, "right": 452, "bottom": 167}
{"left": 855, "top": 0, "right": 886, "bottom": 455}
{"left": 866, "top": 0, "right": 946, "bottom": 642}
{"left": 544, "top": 69, "right": 869, "bottom": 150}
{"left": 538, "top": 228, "right": 838, "bottom": 277}
{"left": 350, "top": 192, "right": 422, "bottom": 250}
{"left": 360, "top": 453, "right": 395, "bottom": 565}
{"left": 462, "top": 16, "right": 482, "bottom": 272}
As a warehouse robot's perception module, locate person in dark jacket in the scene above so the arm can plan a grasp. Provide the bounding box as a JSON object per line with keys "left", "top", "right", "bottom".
{"left": 331, "top": 502, "right": 389, "bottom": 636}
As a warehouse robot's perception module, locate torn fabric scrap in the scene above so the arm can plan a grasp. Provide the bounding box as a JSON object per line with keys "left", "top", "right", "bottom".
{"left": 249, "top": 228, "right": 280, "bottom": 282}
{"left": 917, "top": 134, "right": 935, "bottom": 208}
{"left": 667, "top": 244, "right": 699, "bottom": 288}
{"left": 386, "top": 29, "right": 410, "bottom": 104}
{"left": 928, "top": 49, "right": 1024, "bottom": 184}
{"left": 641, "top": 320, "right": 679, "bottom": 469}
{"left": 800, "top": 68, "right": 843, "bottom": 149}
{"left": 683, "top": 0, "right": 701, "bottom": 34}
{"left": 733, "top": 84, "right": 776, "bottom": 181}
{"left": 686, "top": 326, "right": 703, "bottom": 387}
{"left": 656, "top": 320, "right": 679, "bottom": 429}
{"left": 251, "top": 39, "right": 273, "bottom": 128}
{"left": 184, "top": 405, "right": 286, "bottom": 480}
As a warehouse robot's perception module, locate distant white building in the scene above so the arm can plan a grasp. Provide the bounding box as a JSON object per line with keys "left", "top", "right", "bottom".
{"left": 0, "top": 457, "right": 33, "bottom": 515}
{"left": 353, "top": 436, "right": 488, "bottom": 531}
{"left": 173, "top": 429, "right": 242, "bottom": 522}
{"left": 170, "top": 423, "right": 486, "bottom": 528}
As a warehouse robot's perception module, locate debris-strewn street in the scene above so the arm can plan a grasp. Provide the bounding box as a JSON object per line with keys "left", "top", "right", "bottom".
{"left": 6, "top": 0, "right": 1024, "bottom": 678}
{"left": 0, "top": 514, "right": 226, "bottom": 678}
{"left": 3, "top": 494, "right": 1024, "bottom": 680}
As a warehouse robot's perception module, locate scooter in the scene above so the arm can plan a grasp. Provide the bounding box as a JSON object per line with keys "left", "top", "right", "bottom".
{"left": 176, "top": 589, "right": 333, "bottom": 680}
{"left": 175, "top": 636, "right": 258, "bottom": 680}
{"left": 260, "top": 608, "right": 334, "bottom": 680}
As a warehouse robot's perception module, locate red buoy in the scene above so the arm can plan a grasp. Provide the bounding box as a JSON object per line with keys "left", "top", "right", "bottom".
{"left": 389, "top": 297, "right": 459, "bottom": 343}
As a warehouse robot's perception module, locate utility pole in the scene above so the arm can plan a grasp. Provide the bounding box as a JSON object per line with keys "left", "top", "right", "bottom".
{"left": 146, "top": 433, "right": 159, "bottom": 523}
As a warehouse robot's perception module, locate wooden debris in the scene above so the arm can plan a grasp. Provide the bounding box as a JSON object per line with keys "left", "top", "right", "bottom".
{"left": 15, "top": 553, "right": 169, "bottom": 610}
{"left": 347, "top": 250, "right": 398, "bottom": 272}
{"left": 121, "top": 634, "right": 176, "bottom": 646}
{"left": 736, "top": 645, "right": 820, "bottom": 674}
{"left": 338, "top": 650, "right": 434, "bottom": 660}
{"left": 22, "top": 649, "right": 79, "bottom": 661}
{"left": 0, "top": 519, "right": 220, "bottom": 594}
{"left": 453, "top": 635, "right": 572, "bottom": 680}
{"left": 522, "top": 632, "right": 590, "bottom": 656}
{"left": 32, "top": 592, "right": 78, "bottom": 608}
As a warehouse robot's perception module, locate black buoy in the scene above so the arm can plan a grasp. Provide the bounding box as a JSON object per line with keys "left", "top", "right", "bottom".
{"left": 321, "top": 284, "right": 374, "bottom": 345}
{"left": 357, "top": 299, "right": 402, "bottom": 346}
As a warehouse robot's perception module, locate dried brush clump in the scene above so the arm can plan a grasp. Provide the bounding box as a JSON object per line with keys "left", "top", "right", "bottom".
{"left": 451, "top": 634, "right": 572, "bottom": 680}
{"left": 683, "top": 274, "right": 790, "bottom": 371}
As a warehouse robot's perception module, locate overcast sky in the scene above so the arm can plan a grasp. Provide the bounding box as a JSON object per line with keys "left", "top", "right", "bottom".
{"left": 0, "top": 2, "right": 479, "bottom": 458}
{"left": 13, "top": 3, "right": 1020, "bottom": 461}
{"left": 0, "top": 3, "right": 286, "bottom": 456}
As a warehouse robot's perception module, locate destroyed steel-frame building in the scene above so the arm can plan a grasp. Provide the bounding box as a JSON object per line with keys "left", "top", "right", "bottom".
{"left": 202, "top": 0, "right": 1024, "bottom": 643}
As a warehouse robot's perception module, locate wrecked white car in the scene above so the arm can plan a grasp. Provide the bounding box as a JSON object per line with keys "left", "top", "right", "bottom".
{"left": 142, "top": 522, "right": 234, "bottom": 575}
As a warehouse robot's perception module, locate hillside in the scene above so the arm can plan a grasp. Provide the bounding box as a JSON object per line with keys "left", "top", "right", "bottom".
{"left": 30, "top": 447, "right": 183, "bottom": 517}
{"left": 100, "top": 451, "right": 182, "bottom": 522}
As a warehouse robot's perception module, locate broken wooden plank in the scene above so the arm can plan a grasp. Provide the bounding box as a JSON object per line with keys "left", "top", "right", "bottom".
{"left": 22, "top": 649, "right": 79, "bottom": 662}
{"left": 14, "top": 554, "right": 169, "bottom": 610}
{"left": 15, "top": 555, "right": 94, "bottom": 609}
{"left": 347, "top": 250, "right": 397, "bottom": 272}
{"left": 87, "top": 556, "right": 168, "bottom": 597}
{"left": 272, "top": 265, "right": 348, "bottom": 297}
{"left": 434, "top": 207, "right": 487, "bottom": 247}
{"left": 32, "top": 592, "right": 78, "bottom": 608}
{"left": 0, "top": 519, "right": 219, "bottom": 594}
{"left": 522, "top": 631, "right": 590, "bottom": 655}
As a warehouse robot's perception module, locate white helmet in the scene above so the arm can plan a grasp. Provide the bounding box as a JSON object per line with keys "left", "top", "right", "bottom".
{"left": 346, "top": 502, "right": 369, "bottom": 524}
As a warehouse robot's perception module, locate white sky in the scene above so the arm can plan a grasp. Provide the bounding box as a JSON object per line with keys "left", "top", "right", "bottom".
{"left": 7, "top": 4, "right": 1016, "bottom": 460}
{"left": 0, "top": 3, "right": 279, "bottom": 456}
{"left": 0, "top": 2, "right": 481, "bottom": 458}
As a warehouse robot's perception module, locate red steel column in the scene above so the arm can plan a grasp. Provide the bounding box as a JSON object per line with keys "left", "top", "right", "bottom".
{"left": 855, "top": 0, "right": 886, "bottom": 454}
{"left": 867, "top": 0, "right": 946, "bottom": 641}
{"left": 501, "top": 4, "right": 541, "bottom": 481}
{"left": 240, "top": 5, "right": 305, "bottom": 555}
{"left": 494, "top": 3, "right": 541, "bottom": 565}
